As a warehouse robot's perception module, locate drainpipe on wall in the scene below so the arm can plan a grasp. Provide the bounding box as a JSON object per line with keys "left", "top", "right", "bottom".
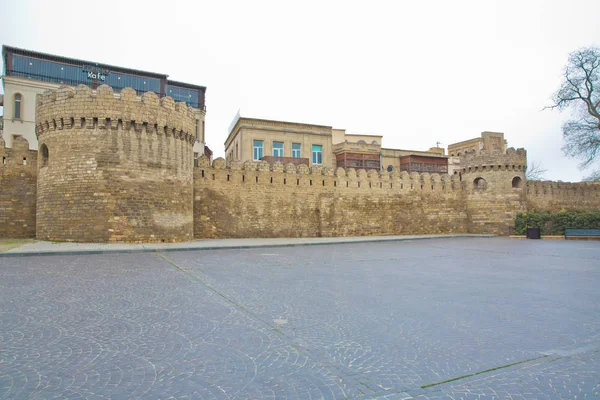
{"left": 379, "top": 152, "right": 382, "bottom": 171}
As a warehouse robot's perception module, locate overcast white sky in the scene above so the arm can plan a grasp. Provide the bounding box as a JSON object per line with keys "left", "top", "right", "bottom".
{"left": 2, "top": 0, "right": 599, "bottom": 181}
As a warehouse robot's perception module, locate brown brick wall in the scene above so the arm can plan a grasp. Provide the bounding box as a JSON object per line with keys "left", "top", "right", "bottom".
{"left": 0, "top": 136, "right": 38, "bottom": 238}
{"left": 193, "top": 158, "right": 470, "bottom": 238}
{"left": 458, "top": 148, "right": 528, "bottom": 234}
{"left": 35, "top": 85, "right": 196, "bottom": 243}
{"left": 1, "top": 86, "right": 593, "bottom": 242}
{"left": 525, "top": 181, "right": 600, "bottom": 212}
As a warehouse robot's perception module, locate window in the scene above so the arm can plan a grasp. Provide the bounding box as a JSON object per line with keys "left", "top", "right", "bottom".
{"left": 474, "top": 177, "right": 487, "bottom": 190}
{"left": 312, "top": 145, "right": 323, "bottom": 164}
{"left": 253, "top": 140, "right": 264, "bottom": 161}
{"left": 201, "top": 121, "right": 205, "bottom": 142}
{"left": 195, "top": 120, "right": 199, "bottom": 141}
{"left": 165, "top": 85, "right": 199, "bottom": 107}
{"left": 40, "top": 144, "right": 49, "bottom": 167}
{"left": 292, "top": 143, "right": 301, "bottom": 158}
{"left": 236, "top": 143, "right": 239, "bottom": 160}
{"left": 372, "top": 140, "right": 378, "bottom": 145}
{"left": 14, "top": 94, "right": 22, "bottom": 119}
{"left": 387, "top": 165, "right": 394, "bottom": 172}
{"left": 273, "top": 141, "right": 284, "bottom": 157}
{"left": 357, "top": 140, "right": 366, "bottom": 144}
{"left": 512, "top": 176, "right": 523, "bottom": 188}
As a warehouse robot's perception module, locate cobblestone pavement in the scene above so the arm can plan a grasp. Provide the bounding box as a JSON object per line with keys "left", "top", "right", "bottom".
{"left": 1, "top": 237, "right": 598, "bottom": 399}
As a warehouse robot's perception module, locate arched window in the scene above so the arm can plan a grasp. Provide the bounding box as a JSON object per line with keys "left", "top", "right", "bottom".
{"left": 40, "top": 144, "right": 49, "bottom": 167}
{"left": 14, "top": 93, "right": 22, "bottom": 119}
{"left": 473, "top": 177, "right": 487, "bottom": 190}
{"left": 357, "top": 140, "right": 367, "bottom": 144}
{"left": 512, "top": 176, "right": 523, "bottom": 188}
{"left": 387, "top": 165, "right": 394, "bottom": 172}
{"left": 371, "top": 140, "right": 378, "bottom": 145}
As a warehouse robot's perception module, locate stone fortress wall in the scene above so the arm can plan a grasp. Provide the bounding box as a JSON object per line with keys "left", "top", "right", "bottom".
{"left": 0, "top": 84, "right": 599, "bottom": 242}
{"left": 34, "top": 84, "right": 196, "bottom": 243}
{"left": 0, "top": 136, "right": 38, "bottom": 238}
{"left": 457, "top": 148, "right": 527, "bottom": 234}
{"left": 525, "top": 181, "right": 600, "bottom": 212}
{"left": 193, "top": 157, "right": 469, "bottom": 238}
{"left": 193, "top": 147, "right": 530, "bottom": 238}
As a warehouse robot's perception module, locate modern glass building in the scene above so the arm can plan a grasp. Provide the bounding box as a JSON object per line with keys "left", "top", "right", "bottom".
{"left": 1, "top": 45, "right": 208, "bottom": 157}
{"left": 2, "top": 46, "right": 206, "bottom": 109}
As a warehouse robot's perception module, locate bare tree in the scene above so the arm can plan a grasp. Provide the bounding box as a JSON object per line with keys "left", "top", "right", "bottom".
{"left": 526, "top": 161, "right": 547, "bottom": 181}
{"left": 547, "top": 46, "right": 600, "bottom": 174}
{"left": 583, "top": 170, "right": 600, "bottom": 181}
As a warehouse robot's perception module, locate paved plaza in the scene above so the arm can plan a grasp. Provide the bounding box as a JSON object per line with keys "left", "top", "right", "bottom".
{"left": 0, "top": 237, "right": 599, "bottom": 399}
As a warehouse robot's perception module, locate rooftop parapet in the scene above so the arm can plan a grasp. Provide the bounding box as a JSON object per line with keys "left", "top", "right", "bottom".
{"left": 333, "top": 141, "right": 381, "bottom": 153}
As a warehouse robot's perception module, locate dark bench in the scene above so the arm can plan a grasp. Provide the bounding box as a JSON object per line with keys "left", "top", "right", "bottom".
{"left": 564, "top": 228, "right": 600, "bottom": 240}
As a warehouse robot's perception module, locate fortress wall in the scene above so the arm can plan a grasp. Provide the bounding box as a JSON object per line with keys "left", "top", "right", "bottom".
{"left": 464, "top": 176, "right": 526, "bottom": 234}
{"left": 193, "top": 158, "right": 469, "bottom": 238}
{"left": 0, "top": 137, "right": 38, "bottom": 238}
{"left": 525, "top": 181, "right": 600, "bottom": 212}
{"left": 458, "top": 148, "right": 527, "bottom": 234}
{"left": 35, "top": 85, "right": 196, "bottom": 243}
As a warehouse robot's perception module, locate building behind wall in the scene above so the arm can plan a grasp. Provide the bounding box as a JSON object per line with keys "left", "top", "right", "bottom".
{"left": 225, "top": 117, "right": 335, "bottom": 168}
{"left": 225, "top": 115, "right": 446, "bottom": 172}
{"left": 1, "top": 45, "right": 209, "bottom": 160}
{"left": 447, "top": 132, "right": 508, "bottom": 175}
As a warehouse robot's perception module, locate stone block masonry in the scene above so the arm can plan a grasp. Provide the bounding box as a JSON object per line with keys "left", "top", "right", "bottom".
{"left": 35, "top": 85, "right": 196, "bottom": 243}
{"left": 526, "top": 180, "right": 600, "bottom": 212}
{"left": 1, "top": 84, "right": 599, "bottom": 242}
{"left": 0, "top": 136, "right": 38, "bottom": 238}
{"left": 192, "top": 149, "right": 529, "bottom": 238}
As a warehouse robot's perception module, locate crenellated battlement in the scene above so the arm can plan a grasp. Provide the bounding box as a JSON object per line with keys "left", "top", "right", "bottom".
{"left": 0, "top": 136, "right": 37, "bottom": 164}
{"left": 526, "top": 180, "right": 600, "bottom": 198}
{"left": 35, "top": 85, "right": 194, "bottom": 243}
{"left": 0, "top": 136, "right": 38, "bottom": 239}
{"left": 458, "top": 147, "right": 527, "bottom": 174}
{"left": 35, "top": 85, "right": 196, "bottom": 143}
{"left": 197, "top": 156, "right": 464, "bottom": 193}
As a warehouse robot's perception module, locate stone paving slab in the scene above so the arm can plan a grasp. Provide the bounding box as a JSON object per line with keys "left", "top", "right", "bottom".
{"left": 1, "top": 238, "right": 599, "bottom": 399}
{"left": 0, "top": 234, "right": 493, "bottom": 257}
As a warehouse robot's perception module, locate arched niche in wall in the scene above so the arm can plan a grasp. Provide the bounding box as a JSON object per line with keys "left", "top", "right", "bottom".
{"left": 512, "top": 176, "right": 523, "bottom": 188}
{"left": 473, "top": 177, "right": 487, "bottom": 190}
{"left": 40, "top": 144, "right": 49, "bottom": 167}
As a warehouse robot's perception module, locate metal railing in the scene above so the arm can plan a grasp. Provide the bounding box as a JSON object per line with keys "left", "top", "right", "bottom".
{"left": 6, "top": 70, "right": 206, "bottom": 110}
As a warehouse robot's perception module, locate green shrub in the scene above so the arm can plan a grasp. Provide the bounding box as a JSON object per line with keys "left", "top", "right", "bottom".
{"left": 515, "top": 209, "right": 600, "bottom": 235}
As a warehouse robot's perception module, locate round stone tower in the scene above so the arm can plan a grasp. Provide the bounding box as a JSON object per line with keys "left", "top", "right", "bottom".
{"left": 35, "top": 85, "right": 196, "bottom": 243}
{"left": 457, "top": 147, "right": 527, "bottom": 234}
